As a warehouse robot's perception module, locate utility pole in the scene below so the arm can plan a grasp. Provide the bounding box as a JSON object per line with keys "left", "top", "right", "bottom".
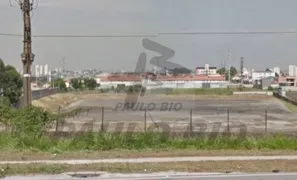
{"left": 240, "top": 57, "right": 244, "bottom": 88}
{"left": 228, "top": 49, "right": 232, "bottom": 82}
{"left": 19, "top": 0, "right": 35, "bottom": 106}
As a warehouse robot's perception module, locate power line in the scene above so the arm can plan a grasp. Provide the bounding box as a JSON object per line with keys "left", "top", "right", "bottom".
{"left": 158, "top": 31, "right": 297, "bottom": 35}
{"left": 1, "top": 31, "right": 297, "bottom": 38}
{"left": 0, "top": 33, "right": 158, "bottom": 38}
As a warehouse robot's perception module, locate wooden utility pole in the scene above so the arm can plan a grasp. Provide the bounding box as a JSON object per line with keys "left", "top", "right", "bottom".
{"left": 20, "top": 0, "right": 34, "bottom": 106}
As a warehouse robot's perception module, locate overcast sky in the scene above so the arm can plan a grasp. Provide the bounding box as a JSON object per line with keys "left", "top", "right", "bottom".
{"left": 1, "top": 0, "right": 297, "bottom": 72}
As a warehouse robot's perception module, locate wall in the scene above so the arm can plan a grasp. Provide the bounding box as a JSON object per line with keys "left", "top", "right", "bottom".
{"left": 16, "top": 88, "right": 58, "bottom": 108}
{"left": 31, "top": 88, "right": 58, "bottom": 100}
{"left": 99, "top": 80, "right": 229, "bottom": 89}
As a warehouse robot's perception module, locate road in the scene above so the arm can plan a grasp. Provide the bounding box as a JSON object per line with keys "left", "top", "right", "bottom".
{"left": 3, "top": 173, "right": 297, "bottom": 180}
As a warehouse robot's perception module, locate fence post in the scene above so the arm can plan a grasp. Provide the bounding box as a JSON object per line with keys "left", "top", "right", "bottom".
{"left": 55, "top": 106, "right": 61, "bottom": 132}
{"left": 227, "top": 109, "right": 230, "bottom": 133}
{"left": 101, "top": 106, "right": 104, "bottom": 132}
{"left": 144, "top": 108, "right": 147, "bottom": 132}
{"left": 190, "top": 108, "right": 193, "bottom": 135}
{"left": 265, "top": 109, "right": 267, "bottom": 133}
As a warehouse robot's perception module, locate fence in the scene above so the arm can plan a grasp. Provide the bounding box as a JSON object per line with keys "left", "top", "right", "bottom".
{"left": 15, "top": 88, "right": 58, "bottom": 108}
{"left": 53, "top": 107, "right": 292, "bottom": 135}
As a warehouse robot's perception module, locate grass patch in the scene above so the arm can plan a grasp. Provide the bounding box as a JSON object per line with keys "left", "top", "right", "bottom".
{"left": 0, "top": 132, "right": 297, "bottom": 152}
{"left": 280, "top": 100, "right": 297, "bottom": 112}
{"left": 0, "top": 160, "right": 297, "bottom": 176}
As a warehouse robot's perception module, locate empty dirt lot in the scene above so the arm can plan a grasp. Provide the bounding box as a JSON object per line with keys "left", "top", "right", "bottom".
{"left": 49, "top": 94, "right": 297, "bottom": 134}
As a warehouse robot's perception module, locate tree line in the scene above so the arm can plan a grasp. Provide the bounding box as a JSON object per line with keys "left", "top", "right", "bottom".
{"left": 53, "top": 77, "right": 98, "bottom": 92}
{"left": 0, "top": 59, "right": 23, "bottom": 106}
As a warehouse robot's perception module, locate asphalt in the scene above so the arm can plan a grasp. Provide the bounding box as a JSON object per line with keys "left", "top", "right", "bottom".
{"left": 3, "top": 173, "right": 297, "bottom": 180}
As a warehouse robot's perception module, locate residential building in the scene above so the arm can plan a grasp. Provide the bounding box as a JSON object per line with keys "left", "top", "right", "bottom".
{"left": 96, "top": 74, "right": 227, "bottom": 89}
{"left": 39, "top": 65, "right": 43, "bottom": 76}
{"left": 196, "top": 64, "right": 217, "bottom": 75}
{"left": 35, "top": 65, "right": 39, "bottom": 77}
{"left": 273, "top": 67, "right": 281, "bottom": 75}
{"left": 278, "top": 76, "right": 297, "bottom": 87}
{"left": 251, "top": 69, "right": 276, "bottom": 81}
{"left": 288, "top": 65, "right": 297, "bottom": 76}
{"left": 44, "top": 64, "right": 49, "bottom": 75}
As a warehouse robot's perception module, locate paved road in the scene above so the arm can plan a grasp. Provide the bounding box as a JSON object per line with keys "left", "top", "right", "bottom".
{"left": 1, "top": 155, "right": 297, "bottom": 165}
{"left": 3, "top": 173, "right": 297, "bottom": 180}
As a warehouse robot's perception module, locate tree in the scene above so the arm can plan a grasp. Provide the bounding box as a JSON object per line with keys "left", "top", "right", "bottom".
{"left": 84, "top": 78, "right": 97, "bottom": 90}
{"left": 171, "top": 67, "right": 192, "bottom": 75}
{"left": 71, "top": 78, "right": 83, "bottom": 90}
{"left": 52, "top": 78, "right": 67, "bottom": 92}
{"left": 0, "top": 59, "right": 23, "bottom": 105}
{"left": 216, "top": 67, "right": 226, "bottom": 75}
{"left": 217, "top": 67, "right": 237, "bottom": 80}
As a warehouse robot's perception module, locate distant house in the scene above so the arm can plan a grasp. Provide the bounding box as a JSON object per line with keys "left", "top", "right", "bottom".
{"left": 196, "top": 64, "right": 217, "bottom": 75}
{"left": 251, "top": 68, "right": 276, "bottom": 81}
{"left": 96, "top": 74, "right": 227, "bottom": 89}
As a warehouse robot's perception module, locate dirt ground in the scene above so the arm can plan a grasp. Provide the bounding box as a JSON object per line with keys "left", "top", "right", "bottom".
{"left": 33, "top": 93, "right": 297, "bottom": 134}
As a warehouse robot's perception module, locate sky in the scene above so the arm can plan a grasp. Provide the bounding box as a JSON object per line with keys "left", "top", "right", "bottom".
{"left": 1, "top": 0, "right": 297, "bottom": 72}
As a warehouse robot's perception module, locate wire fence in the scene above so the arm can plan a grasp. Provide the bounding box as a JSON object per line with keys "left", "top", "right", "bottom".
{"left": 52, "top": 106, "right": 294, "bottom": 135}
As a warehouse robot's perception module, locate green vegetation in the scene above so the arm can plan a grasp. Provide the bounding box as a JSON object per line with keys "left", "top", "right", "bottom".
{"left": 71, "top": 78, "right": 98, "bottom": 90}
{"left": 0, "top": 59, "right": 23, "bottom": 106}
{"left": 52, "top": 78, "right": 68, "bottom": 92}
{"left": 217, "top": 66, "right": 237, "bottom": 80}
{"left": 84, "top": 78, "right": 97, "bottom": 90}
{"left": 279, "top": 99, "right": 297, "bottom": 112}
{"left": 0, "top": 133, "right": 297, "bottom": 151}
{"left": 51, "top": 77, "right": 98, "bottom": 92}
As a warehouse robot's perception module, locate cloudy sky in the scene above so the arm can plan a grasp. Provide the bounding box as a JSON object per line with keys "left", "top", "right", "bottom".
{"left": 1, "top": 0, "right": 297, "bottom": 72}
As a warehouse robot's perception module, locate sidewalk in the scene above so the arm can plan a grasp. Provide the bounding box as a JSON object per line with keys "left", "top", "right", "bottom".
{"left": 1, "top": 155, "right": 297, "bottom": 165}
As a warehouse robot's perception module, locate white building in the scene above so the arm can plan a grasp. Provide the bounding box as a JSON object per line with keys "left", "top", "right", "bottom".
{"left": 39, "top": 65, "right": 43, "bottom": 76}
{"left": 273, "top": 67, "right": 281, "bottom": 75}
{"left": 251, "top": 69, "right": 276, "bottom": 81}
{"left": 35, "top": 65, "right": 39, "bottom": 77}
{"left": 289, "top": 65, "right": 297, "bottom": 76}
{"left": 44, "top": 64, "right": 49, "bottom": 75}
{"left": 196, "top": 64, "right": 217, "bottom": 75}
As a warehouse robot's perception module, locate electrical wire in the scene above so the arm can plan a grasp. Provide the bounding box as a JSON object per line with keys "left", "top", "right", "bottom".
{"left": 1, "top": 31, "right": 297, "bottom": 38}
{"left": 0, "top": 33, "right": 158, "bottom": 38}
